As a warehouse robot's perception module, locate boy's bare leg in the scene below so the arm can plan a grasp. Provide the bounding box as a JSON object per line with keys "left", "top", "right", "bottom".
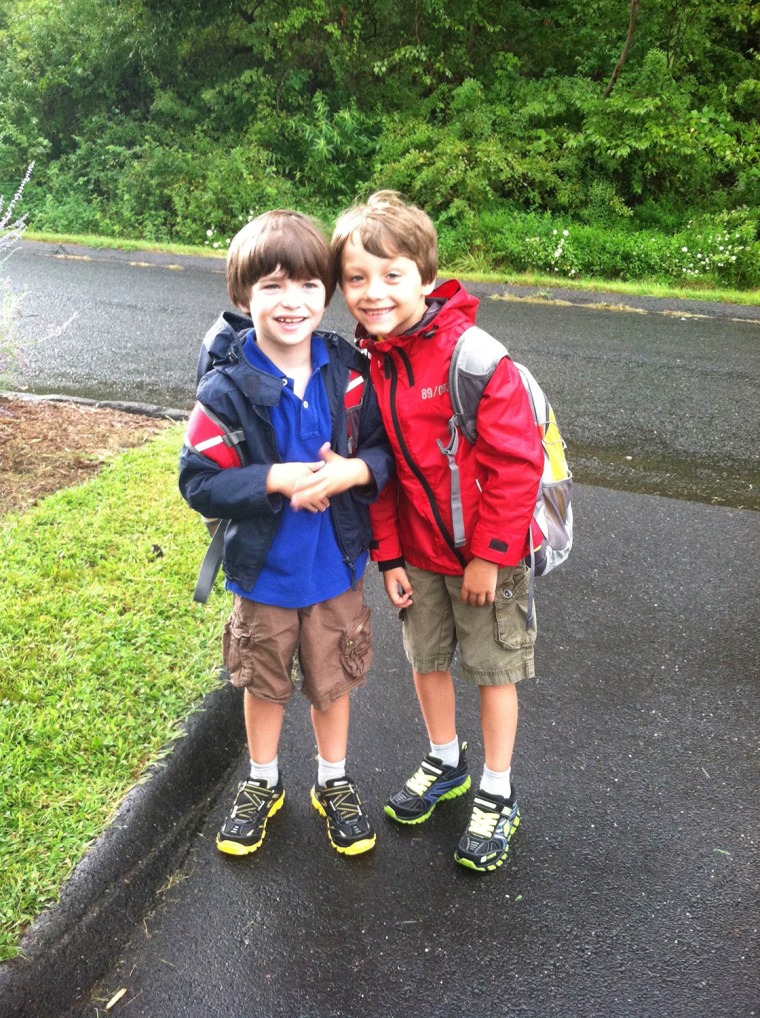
{"left": 412, "top": 669, "right": 457, "bottom": 745}
{"left": 310, "top": 692, "right": 350, "bottom": 764}
{"left": 244, "top": 691, "right": 285, "bottom": 765}
{"left": 479, "top": 682, "right": 518, "bottom": 773}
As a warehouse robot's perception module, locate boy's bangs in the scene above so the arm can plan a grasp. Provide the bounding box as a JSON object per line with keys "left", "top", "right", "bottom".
{"left": 356, "top": 219, "right": 404, "bottom": 262}
{"left": 258, "top": 221, "right": 331, "bottom": 284}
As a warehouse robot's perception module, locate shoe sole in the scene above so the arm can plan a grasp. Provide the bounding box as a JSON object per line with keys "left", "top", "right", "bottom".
{"left": 310, "top": 788, "right": 376, "bottom": 856}
{"left": 384, "top": 774, "right": 472, "bottom": 825}
{"left": 454, "top": 812, "right": 520, "bottom": 872}
{"left": 216, "top": 790, "right": 285, "bottom": 856}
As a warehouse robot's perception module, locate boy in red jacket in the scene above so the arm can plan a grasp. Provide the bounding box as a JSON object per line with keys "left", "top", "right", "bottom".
{"left": 331, "top": 191, "right": 543, "bottom": 872}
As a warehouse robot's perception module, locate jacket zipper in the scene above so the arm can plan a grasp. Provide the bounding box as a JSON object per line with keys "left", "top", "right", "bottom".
{"left": 385, "top": 352, "right": 466, "bottom": 568}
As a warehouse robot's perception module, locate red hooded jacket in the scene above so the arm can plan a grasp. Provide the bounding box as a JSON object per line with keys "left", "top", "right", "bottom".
{"left": 361, "top": 280, "right": 543, "bottom": 575}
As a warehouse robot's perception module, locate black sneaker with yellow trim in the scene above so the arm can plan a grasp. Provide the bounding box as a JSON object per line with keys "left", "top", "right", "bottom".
{"left": 216, "top": 777, "right": 285, "bottom": 856}
{"left": 454, "top": 786, "right": 520, "bottom": 872}
{"left": 310, "top": 776, "right": 376, "bottom": 856}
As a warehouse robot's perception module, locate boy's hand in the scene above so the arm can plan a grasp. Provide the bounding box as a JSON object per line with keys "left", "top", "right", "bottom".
{"left": 290, "top": 443, "right": 371, "bottom": 510}
{"left": 461, "top": 557, "right": 498, "bottom": 606}
{"left": 383, "top": 567, "right": 413, "bottom": 609}
{"left": 267, "top": 461, "right": 328, "bottom": 512}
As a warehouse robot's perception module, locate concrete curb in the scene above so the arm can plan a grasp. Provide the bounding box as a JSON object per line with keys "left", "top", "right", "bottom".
{"left": 0, "top": 681, "right": 245, "bottom": 1018}
{"left": 2, "top": 390, "right": 190, "bottom": 421}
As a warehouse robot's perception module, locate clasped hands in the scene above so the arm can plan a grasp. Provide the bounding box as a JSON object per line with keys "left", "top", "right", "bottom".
{"left": 266, "top": 442, "right": 370, "bottom": 513}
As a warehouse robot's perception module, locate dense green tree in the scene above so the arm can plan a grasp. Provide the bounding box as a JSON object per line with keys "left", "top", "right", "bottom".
{"left": 0, "top": 0, "right": 756, "bottom": 274}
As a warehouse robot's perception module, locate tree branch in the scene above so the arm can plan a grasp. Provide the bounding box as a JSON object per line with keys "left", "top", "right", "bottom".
{"left": 603, "top": 0, "right": 640, "bottom": 99}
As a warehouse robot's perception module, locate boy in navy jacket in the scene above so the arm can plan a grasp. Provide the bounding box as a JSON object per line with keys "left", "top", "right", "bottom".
{"left": 180, "top": 210, "right": 393, "bottom": 858}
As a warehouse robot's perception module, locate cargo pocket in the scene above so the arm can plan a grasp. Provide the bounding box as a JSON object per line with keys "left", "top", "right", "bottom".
{"left": 339, "top": 604, "right": 372, "bottom": 680}
{"left": 493, "top": 566, "right": 536, "bottom": 650}
{"left": 222, "top": 617, "right": 255, "bottom": 687}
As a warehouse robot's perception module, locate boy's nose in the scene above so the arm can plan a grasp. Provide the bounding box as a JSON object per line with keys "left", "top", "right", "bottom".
{"left": 280, "top": 285, "right": 302, "bottom": 307}
{"left": 364, "top": 276, "right": 386, "bottom": 299}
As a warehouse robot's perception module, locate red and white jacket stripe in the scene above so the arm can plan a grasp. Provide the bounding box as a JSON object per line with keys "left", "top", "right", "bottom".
{"left": 360, "top": 280, "right": 543, "bottom": 575}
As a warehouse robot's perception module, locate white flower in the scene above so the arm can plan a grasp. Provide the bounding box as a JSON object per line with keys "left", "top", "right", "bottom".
{"left": 681, "top": 246, "right": 688, "bottom": 253}
{"left": 552, "top": 229, "right": 558, "bottom": 235}
{"left": 562, "top": 229, "right": 569, "bottom": 237}
{"left": 206, "top": 229, "right": 213, "bottom": 237}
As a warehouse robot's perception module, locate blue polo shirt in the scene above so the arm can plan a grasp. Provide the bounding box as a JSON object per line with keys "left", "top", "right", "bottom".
{"left": 227, "top": 331, "right": 366, "bottom": 608}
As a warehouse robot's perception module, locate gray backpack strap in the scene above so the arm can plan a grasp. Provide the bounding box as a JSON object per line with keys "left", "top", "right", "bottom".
{"left": 448, "top": 327, "right": 509, "bottom": 443}
{"left": 443, "top": 327, "right": 509, "bottom": 546}
{"left": 193, "top": 518, "right": 229, "bottom": 603}
{"left": 437, "top": 422, "right": 466, "bottom": 547}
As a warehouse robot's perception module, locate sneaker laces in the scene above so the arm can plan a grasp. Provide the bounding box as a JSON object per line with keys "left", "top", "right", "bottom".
{"left": 406, "top": 763, "right": 439, "bottom": 797}
{"left": 467, "top": 804, "right": 499, "bottom": 839}
{"left": 231, "top": 782, "right": 274, "bottom": 821}
{"left": 323, "top": 782, "right": 364, "bottom": 822}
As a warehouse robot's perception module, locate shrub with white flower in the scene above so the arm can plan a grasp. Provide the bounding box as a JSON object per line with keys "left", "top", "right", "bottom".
{"left": 523, "top": 224, "right": 578, "bottom": 278}
{"left": 668, "top": 207, "right": 758, "bottom": 287}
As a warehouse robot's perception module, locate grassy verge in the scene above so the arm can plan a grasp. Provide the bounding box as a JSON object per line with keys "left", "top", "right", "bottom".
{"left": 23, "top": 231, "right": 760, "bottom": 308}
{"left": 0, "top": 425, "right": 228, "bottom": 962}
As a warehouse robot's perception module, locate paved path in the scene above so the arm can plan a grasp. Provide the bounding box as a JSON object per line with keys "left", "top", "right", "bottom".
{"left": 78, "top": 485, "right": 759, "bottom": 1018}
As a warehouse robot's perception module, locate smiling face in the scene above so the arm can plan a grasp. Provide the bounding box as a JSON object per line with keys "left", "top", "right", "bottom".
{"left": 341, "top": 234, "right": 435, "bottom": 337}
{"left": 248, "top": 268, "right": 326, "bottom": 364}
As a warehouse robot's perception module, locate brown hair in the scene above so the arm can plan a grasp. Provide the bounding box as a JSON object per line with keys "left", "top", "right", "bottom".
{"left": 332, "top": 190, "right": 438, "bottom": 285}
{"left": 226, "top": 210, "right": 336, "bottom": 311}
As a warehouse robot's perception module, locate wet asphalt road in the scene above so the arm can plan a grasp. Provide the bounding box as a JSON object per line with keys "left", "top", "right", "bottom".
{"left": 7, "top": 241, "right": 760, "bottom": 509}
{"left": 4, "top": 243, "right": 760, "bottom": 1016}
{"left": 82, "top": 487, "right": 758, "bottom": 1018}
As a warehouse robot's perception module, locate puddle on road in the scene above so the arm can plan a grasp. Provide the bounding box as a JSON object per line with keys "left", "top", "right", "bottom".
{"left": 572, "top": 446, "right": 759, "bottom": 511}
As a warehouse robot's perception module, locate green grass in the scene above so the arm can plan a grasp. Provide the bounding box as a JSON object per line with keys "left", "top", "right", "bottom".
{"left": 456, "top": 269, "right": 760, "bottom": 309}
{"left": 0, "top": 425, "right": 229, "bottom": 962}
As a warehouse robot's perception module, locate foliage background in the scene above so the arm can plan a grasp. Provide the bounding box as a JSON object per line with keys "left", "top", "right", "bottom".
{"left": 0, "top": 0, "right": 758, "bottom": 285}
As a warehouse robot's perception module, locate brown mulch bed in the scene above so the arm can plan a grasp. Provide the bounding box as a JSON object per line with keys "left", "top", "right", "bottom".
{"left": 0, "top": 394, "right": 176, "bottom": 518}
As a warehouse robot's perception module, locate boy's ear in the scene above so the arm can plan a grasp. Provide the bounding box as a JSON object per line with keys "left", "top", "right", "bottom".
{"left": 421, "top": 279, "right": 436, "bottom": 296}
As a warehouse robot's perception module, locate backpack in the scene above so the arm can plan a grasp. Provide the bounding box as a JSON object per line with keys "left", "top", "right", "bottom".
{"left": 440, "top": 326, "right": 573, "bottom": 624}
{"left": 184, "top": 330, "right": 367, "bottom": 603}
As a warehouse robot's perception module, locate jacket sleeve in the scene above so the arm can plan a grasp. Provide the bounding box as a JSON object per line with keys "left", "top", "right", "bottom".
{"left": 352, "top": 374, "right": 395, "bottom": 504}
{"left": 178, "top": 399, "right": 283, "bottom": 522}
{"left": 468, "top": 357, "right": 543, "bottom": 566}
{"left": 368, "top": 475, "right": 404, "bottom": 566}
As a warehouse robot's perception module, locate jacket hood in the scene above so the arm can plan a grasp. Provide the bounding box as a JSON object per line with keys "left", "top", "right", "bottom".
{"left": 356, "top": 279, "right": 479, "bottom": 353}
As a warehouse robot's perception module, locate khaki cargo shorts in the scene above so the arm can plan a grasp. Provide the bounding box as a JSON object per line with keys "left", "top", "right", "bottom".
{"left": 222, "top": 583, "right": 372, "bottom": 711}
{"left": 400, "top": 562, "right": 536, "bottom": 685}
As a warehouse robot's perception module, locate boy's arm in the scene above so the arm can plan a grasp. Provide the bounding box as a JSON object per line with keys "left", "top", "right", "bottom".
{"left": 368, "top": 476, "right": 404, "bottom": 565}
{"left": 290, "top": 443, "right": 370, "bottom": 509}
{"left": 290, "top": 370, "right": 395, "bottom": 508}
{"left": 469, "top": 357, "right": 544, "bottom": 566}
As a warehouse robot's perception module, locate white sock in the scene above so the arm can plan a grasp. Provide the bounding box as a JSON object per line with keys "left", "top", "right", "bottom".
{"left": 249, "top": 757, "right": 279, "bottom": 787}
{"left": 317, "top": 755, "right": 346, "bottom": 787}
{"left": 480, "top": 765, "right": 512, "bottom": 800}
{"left": 430, "top": 736, "right": 460, "bottom": 768}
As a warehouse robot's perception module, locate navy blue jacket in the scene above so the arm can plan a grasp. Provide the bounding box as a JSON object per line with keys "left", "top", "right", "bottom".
{"left": 179, "top": 321, "right": 393, "bottom": 593}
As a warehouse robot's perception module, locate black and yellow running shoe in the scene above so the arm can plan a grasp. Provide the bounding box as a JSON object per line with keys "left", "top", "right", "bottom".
{"left": 385, "top": 743, "right": 471, "bottom": 825}
{"left": 216, "top": 778, "right": 285, "bottom": 856}
{"left": 454, "top": 787, "right": 520, "bottom": 872}
{"left": 311, "top": 776, "right": 376, "bottom": 856}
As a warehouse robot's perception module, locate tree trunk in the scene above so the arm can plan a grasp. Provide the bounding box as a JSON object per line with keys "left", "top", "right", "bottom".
{"left": 603, "top": 0, "right": 641, "bottom": 99}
